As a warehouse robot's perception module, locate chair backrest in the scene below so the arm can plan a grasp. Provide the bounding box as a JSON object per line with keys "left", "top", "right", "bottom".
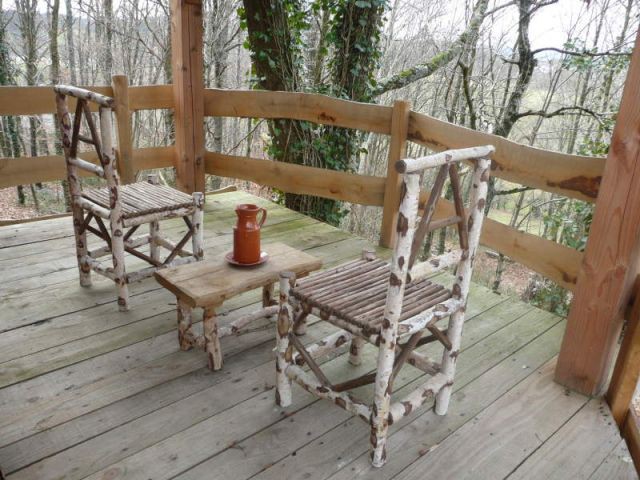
{"left": 384, "top": 146, "right": 494, "bottom": 328}
{"left": 54, "top": 85, "right": 120, "bottom": 199}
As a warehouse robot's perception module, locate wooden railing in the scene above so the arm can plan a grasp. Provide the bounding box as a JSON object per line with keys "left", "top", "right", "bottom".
{"left": 202, "top": 87, "right": 598, "bottom": 290}
{"left": 0, "top": 82, "right": 174, "bottom": 187}
{"left": 0, "top": 83, "right": 606, "bottom": 290}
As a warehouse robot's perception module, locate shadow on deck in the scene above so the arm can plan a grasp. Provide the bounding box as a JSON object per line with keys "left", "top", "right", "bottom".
{"left": 0, "top": 191, "right": 635, "bottom": 479}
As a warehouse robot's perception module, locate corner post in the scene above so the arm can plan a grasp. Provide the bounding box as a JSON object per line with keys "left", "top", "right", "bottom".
{"left": 111, "top": 75, "right": 135, "bottom": 184}
{"left": 607, "top": 277, "right": 640, "bottom": 426}
{"left": 380, "top": 100, "right": 410, "bottom": 248}
{"left": 555, "top": 30, "right": 640, "bottom": 395}
{"left": 170, "top": 0, "right": 205, "bottom": 194}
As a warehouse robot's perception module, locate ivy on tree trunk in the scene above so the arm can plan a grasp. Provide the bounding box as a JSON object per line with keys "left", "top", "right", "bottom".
{"left": 241, "top": 0, "right": 387, "bottom": 225}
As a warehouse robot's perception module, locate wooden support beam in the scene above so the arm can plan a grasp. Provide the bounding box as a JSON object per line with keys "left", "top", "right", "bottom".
{"left": 607, "top": 277, "right": 640, "bottom": 426}
{"left": 170, "top": 0, "right": 205, "bottom": 194}
{"left": 623, "top": 410, "right": 640, "bottom": 473}
{"left": 380, "top": 100, "right": 410, "bottom": 248}
{"left": 111, "top": 75, "right": 136, "bottom": 184}
{"left": 555, "top": 31, "right": 640, "bottom": 395}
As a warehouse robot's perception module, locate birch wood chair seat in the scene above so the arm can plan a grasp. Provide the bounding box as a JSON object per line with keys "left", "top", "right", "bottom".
{"left": 291, "top": 258, "right": 451, "bottom": 336}
{"left": 54, "top": 85, "right": 205, "bottom": 311}
{"left": 81, "top": 182, "right": 195, "bottom": 223}
{"left": 275, "top": 145, "right": 494, "bottom": 468}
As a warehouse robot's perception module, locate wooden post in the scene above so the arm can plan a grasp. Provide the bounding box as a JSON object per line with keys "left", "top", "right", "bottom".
{"left": 607, "top": 277, "right": 640, "bottom": 426}
{"left": 555, "top": 31, "right": 640, "bottom": 395}
{"left": 379, "top": 100, "right": 410, "bottom": 248}
{"left": 111, "top": 75, "right": 135, "bottom": 184}
{"left": 170, "top": 0, "right": 205, "bottom": 194}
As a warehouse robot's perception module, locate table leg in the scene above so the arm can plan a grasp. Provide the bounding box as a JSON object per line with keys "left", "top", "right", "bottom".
{"left": 262, "top": 282, "right": 276, "bottom": 308}
{"left": 177, "top": 299, "right": 194, "bottom": 351}
{"left": 203, "top": 306, "right": 223, "bottom": 371}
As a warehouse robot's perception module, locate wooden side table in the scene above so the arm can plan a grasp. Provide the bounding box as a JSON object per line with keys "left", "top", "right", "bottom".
{"left": 154, "top": 242, "right": 322, "bottom": 370}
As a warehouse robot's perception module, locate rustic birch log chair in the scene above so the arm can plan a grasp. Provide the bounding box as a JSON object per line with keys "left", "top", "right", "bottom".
{"left": 275, "top": 145, "right": 493, "bottom": 467}
{"left": 54, "top": 85, "right": 205, "bottom": 311}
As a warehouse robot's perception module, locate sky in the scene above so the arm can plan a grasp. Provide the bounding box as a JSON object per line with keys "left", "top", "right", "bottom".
{"left": 390, "top": 0, "right": 634, "bottom": 54}
{"left": 27, "top": 0, "right": 635, "bottom": 53}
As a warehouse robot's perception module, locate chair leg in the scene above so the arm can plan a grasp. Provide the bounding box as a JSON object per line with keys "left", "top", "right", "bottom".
{"left": 73, "top": 208, "right": 91, "bottom": 287}
{"left": 191, "top": 192, "right": 204, "bottom": 260}
{"left": 348, "top": 336, "right": 365, "bottom": 366}
{"left": 110, "top": 219, "right": 130, "bottom": 311}
{"left": 149, "top": 221, "right": 160, "bottom": 263}
{"left": 276, "top": 271, "right": 295, "bottom": 407}
{"left": 370, "top": 344, "right": 395, "bottom": 468}
{"left": 435, "top": 309, "right": 465, "bottom": 415}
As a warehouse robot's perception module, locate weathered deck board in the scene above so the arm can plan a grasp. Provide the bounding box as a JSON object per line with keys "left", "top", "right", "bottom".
{"left": 590, "top": 440, "right": 638, "bottom": 480}
{"left": 508, "top": 397, "right": 621, "bottom": 479}
{"left": 0, "top": 191, "right": 634, "bottom": 480}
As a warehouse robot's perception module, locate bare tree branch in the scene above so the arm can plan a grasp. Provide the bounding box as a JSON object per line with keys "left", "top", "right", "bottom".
{"left": 531, "top": 46, "right": 632, "bottom": 57}
{"left": 373, "top": 0, "right": 491, "bottom": 95}
{"left": 513, "top": 106, "right": 607, "bottom": 123}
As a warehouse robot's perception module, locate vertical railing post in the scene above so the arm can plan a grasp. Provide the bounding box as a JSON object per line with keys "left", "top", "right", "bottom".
{"left": 555, "top": 30, "right": 640, "bottom": 395}
{"left": 379, "top": 100, "right": 410, "bottom": 248}
{"left": 170, "top": 0, "right": 205, "bottom": 194}
{"left": 111, "top": 74, "right": 135, "bottom": 184}
{"left": 607, "top": 277, "right": 640, "bottom": 426}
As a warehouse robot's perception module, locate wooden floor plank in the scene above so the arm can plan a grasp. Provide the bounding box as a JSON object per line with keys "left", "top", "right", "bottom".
{"left": 390, "top": 359, "right": 589, "bottom": 480}
{"left": 65, "top": 297, "right": 516, "bottom": 480}
{"left": 321, "top": 322, "right": 567, "bottom": 480}
{"left": 1, "top": 275, "right": 505, "bottom": 476}
{"left": 0, "top": 237, "right": 380, "bottom": 444}
{"left": 0, "top": 311, "right": 333, "bottom": 474}
{"left": 0, "top": 219, "right": 350, "bottom": 333}
{"left": 0, "top": 190, "right": 633, "bottom": 480}
{"left": 0, "top": 192, "right": 299, "bottom": 292}
{"left": 6, "top": 317, "right": 347, "bottom": 480}
{"left": 0, "top": 235, "right": 378, "bottom": 429}
{"left": 588, "top": 439, "right": 638, "bottom": 480}
{"left": 233, "top": 308, "right": 562, "bottom": 480}
{"left": 0, "top": 208, "right": 317, "bottom": 296}
{"left": 508, "top": 398, "right": 623, "bottom": 479}
{"left": 0, "top": 221, "right": 350, "bottom": 368}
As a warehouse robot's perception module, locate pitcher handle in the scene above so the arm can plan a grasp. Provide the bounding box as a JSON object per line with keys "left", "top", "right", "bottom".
{"left": 258, "top": 208, "right": 267, "bottom": 227}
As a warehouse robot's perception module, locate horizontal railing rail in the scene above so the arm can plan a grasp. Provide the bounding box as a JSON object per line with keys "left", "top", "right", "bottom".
{"left": 0, "top": 84, "right": 173, "bottom": 115}
{"left": 0, "top": 83, "right": 605, "bottom": 289}
{"left": 408, "top": 112, "right": 604, "bottom": 203}
{"left": 0, "top": 146, "right": 174, "bottom": 189}
{"left": 203, "top": 88, "right": 394, "bottom": 134}
{"left": 204, "top": 152, "right": 386, "bottom": 206}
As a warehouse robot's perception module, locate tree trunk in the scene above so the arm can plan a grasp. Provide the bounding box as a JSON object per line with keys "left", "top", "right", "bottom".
{"left": 65, "top": 0, "right": 77, "bottom": 84}
{"left": 49, "top": 0, "right": 71, "bottom": 211}
{"left": 103, "top": 0, "right": 113, "bottom": 83}
{"left": 15, "top": 0, "right": 41, "bottom": 203}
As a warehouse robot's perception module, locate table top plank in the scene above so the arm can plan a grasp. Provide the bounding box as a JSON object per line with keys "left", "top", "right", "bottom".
{"left": 154, "top": 242, "right": 322, "bottom": 307}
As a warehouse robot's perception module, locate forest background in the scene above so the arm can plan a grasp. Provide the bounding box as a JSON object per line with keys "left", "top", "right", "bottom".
{"left": 1, "top": 0, "right": 638, "bottom": 314}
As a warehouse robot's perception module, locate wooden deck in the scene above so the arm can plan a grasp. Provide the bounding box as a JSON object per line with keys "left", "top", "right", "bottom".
{"left": 0, "top": 190, "right": 636, "bottom": 480}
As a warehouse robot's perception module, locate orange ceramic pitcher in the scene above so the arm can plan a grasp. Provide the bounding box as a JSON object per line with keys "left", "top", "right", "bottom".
{"left": 233, "top": 204, "right": 267, "bottom": 264}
